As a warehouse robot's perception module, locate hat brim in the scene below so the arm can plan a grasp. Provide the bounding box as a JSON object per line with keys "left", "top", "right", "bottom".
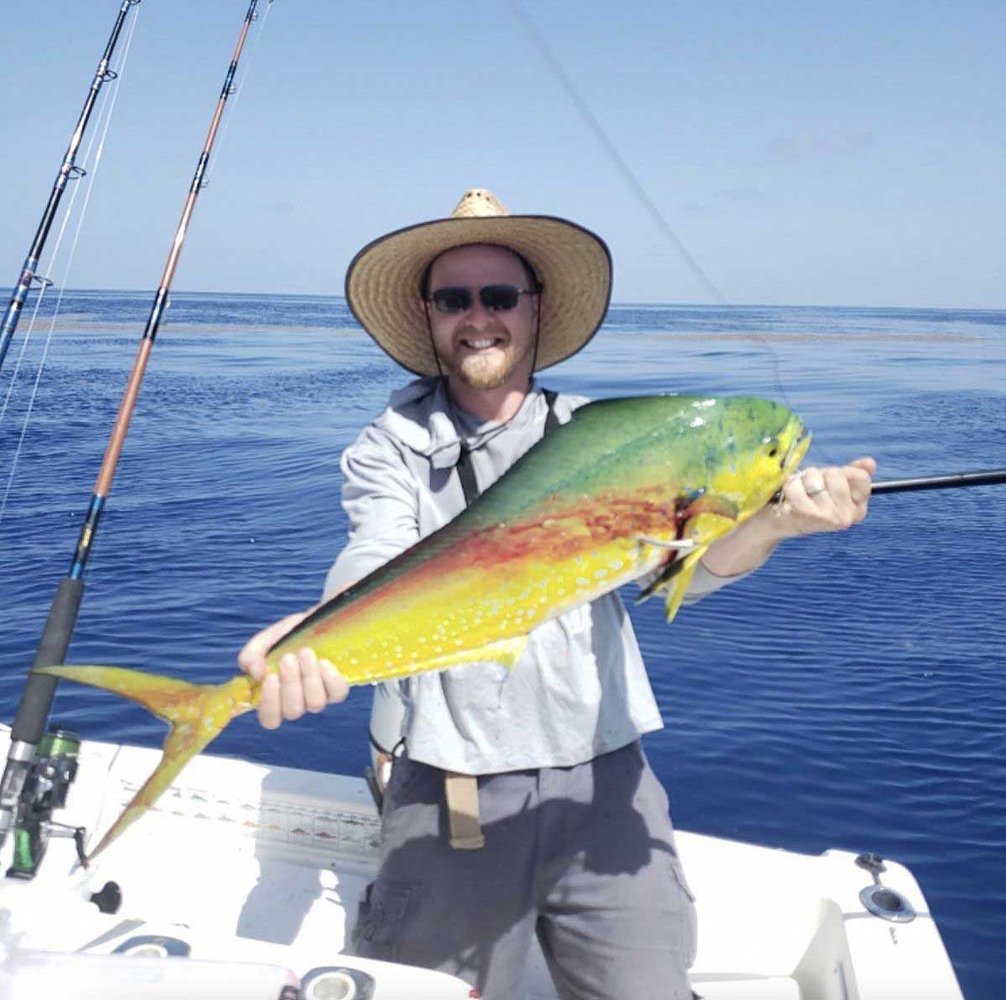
{"left": 345, "top": 214, "right": 612, "bottom": 376}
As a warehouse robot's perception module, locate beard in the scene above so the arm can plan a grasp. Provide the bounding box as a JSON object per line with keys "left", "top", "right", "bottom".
{"left": 452, "top": 351, "right": 520, "bottom": 390}
{"left": 439, "top": 329, "right": 536, "bottom": 391}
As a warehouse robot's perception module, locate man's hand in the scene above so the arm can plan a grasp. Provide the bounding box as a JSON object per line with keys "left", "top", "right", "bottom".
{"left": 237, "top": 609, "right": 350, "bottom": 730}
{"left": 702, "top": 457, "right": 876, "bottom": 577}
{"left": 768, "top": 456, "right": 876, "bottom": 539}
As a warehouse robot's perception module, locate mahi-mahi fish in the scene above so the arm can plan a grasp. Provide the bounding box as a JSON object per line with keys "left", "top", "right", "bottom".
{"left": 38, "top": 394, "right": 809, "bottom": 859}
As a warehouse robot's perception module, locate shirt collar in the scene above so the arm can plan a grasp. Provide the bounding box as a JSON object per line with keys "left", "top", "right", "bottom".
{"left": 376, "top": 376, "right": 547, "bottom": 469}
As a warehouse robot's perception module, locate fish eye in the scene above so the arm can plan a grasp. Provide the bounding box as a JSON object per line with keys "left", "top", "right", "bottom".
{"left": 761, "top": 434, "right": 780, "bottom": 455}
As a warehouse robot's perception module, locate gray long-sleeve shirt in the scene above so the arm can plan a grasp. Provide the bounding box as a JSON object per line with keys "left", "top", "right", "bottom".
{"left": 324, "top": 377, "right": 732, "bottom": 774}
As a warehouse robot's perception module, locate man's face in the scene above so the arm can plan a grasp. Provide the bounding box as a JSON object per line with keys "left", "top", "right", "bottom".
{"left": 425, "top": 244, "right": 539, "bottom": 393}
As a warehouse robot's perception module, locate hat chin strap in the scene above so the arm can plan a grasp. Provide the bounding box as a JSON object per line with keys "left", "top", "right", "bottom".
{"left": 528, "top": 308, "right": 541, "bottom": 376}
{"left": 421, "top": 300, "right": 448, "bottom": 382}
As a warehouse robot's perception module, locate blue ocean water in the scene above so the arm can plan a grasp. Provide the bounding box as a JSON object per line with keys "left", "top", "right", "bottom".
{"left": 0, "top": 290, "right": 1003, "bottom": 997}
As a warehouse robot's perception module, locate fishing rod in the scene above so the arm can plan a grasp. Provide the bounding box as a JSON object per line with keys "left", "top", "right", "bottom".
{"left": 0, "top": 0, "right": 268, "bottom": 874}
{"left": 774, "top": 467, "right": 1006, "bottom": 505}
{"left": 872, "top": 469, "right": 1006, "bottom": 495}
{"left": 0, "top": 0, "right": 142, "bottom": 374}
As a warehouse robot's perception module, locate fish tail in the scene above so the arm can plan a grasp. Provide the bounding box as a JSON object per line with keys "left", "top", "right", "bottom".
{"left": 36, "top": 665, "right": 209, "bottom": 722}
{"left": 35, "top": 666, "right": 257, "bottom": 859}
{"left": 84, "top": 715, "right": 222, "bottom": 861}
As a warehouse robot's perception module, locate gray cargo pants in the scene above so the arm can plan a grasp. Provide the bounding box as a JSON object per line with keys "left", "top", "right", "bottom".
{"left": 351, "top": 741, "right": 697, "bottom": 999}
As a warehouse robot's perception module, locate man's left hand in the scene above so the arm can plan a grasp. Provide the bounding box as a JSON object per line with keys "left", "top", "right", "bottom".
{"left": 769, "top": 456, "right": 876, "bottom": 539}
{"left": 701, "top": 456, "right": 876, "bottom": 578}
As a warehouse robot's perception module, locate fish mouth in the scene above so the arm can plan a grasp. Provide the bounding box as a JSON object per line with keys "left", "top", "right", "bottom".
{"left": 784, "top": 424, "right": 812, "bottom": 472}
{"left": 767, "top": 420, "right": 811, "bottom": 503}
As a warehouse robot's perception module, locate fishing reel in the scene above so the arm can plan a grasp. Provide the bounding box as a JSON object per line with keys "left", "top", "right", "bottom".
{"left": 5, "top": 728, "right": 87, "bottom": 879}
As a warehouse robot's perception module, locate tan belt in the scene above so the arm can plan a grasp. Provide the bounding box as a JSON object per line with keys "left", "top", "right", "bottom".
{"left": 444, "top": 771, "right": 485, "bottom": 850}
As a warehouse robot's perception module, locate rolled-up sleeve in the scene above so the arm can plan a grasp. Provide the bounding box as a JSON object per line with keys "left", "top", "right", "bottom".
{"left": 323, "top": 425, "right": 421, "bottom": 599}
{"left": 681, "top": 560, "right": 751, "bottom": 603}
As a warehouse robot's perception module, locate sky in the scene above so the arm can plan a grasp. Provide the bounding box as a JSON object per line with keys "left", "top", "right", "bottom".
{"left": 1, "top": 0, "right": 1003, "bottom": 308}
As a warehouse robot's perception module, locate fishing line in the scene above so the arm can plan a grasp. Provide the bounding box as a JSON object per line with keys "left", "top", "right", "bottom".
{"left": 0, "top": 49, "right": 120, "bottom": 431}
{"left": 514, "top": 9, "right": 1006, "bottom": 493}
{"left": 511, "top": 2, "right": 727, "bottom": 307}
{"left": 199, "top": 0, "right": 274, "bottom": 193}
{"left": 0, "top": 6, "right": 141, "bottom": 532}
{"left": 0, "top": 0, "right": 143, "bottom": 375}
{"left": 0, "top": 3, "right": 141, "bottom": 420}
{"left": 0, "top": 94, "right": 119, "bottom": 530}
{"left": 0, "top": 0, "right": 270, "bottom": 858}
{"left": 509, "top": 3, "right": 832, "bottom": 458}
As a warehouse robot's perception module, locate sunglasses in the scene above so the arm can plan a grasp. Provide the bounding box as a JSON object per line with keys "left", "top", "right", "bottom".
{"left": 427, "top": 284, "right": 538, "bottom": 315}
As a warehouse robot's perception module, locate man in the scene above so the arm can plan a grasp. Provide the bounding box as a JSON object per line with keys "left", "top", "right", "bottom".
{"left": 239, "top": 189, "right": 875, "bottom": 999}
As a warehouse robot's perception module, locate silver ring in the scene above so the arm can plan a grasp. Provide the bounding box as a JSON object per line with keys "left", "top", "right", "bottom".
{"left": 804, "top": 482, "right": 826, "bottom": 497}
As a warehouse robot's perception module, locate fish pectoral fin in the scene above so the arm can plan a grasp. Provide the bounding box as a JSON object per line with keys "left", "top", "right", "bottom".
{"left": 637, "top": 550, "right": 705, "bottom": 621}
{"left": 635, "top": 545, "right": 705, "bottom": 619}
{"left": 636, "top": 556, "right": 688, "bottom": 603}
{"left": 36, "top": 664, "right": 207, "bottom": 726}
{"left": 644, "top": 506, "right": 749, "bottom": 623}
{"left": 634, "top": 532, "right": 701, "bottom": 605}
{"left": 659, "top": 552, "right": 704, "bottom": 623}
{"left": 86, "top": 716, "right": 223, "bottom": 862}
{"left": 685, "top": 493, "right": 740, "bottom": 521}
{"left": 633, "top": 494, "right": 740, "bottom": 591}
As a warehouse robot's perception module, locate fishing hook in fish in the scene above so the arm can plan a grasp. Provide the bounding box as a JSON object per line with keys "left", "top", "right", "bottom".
{"left": 637, "top": 536, "right": 697, "bottom": 552}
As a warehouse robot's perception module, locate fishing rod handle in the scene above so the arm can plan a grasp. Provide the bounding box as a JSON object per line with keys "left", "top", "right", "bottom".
{"left": 10, "top": 578, "right": 85, "bottom": 744}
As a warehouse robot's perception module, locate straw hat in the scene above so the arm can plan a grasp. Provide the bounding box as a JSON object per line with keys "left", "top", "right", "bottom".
{"left": 345, "top": 188, "right": 612, "bottom": 376}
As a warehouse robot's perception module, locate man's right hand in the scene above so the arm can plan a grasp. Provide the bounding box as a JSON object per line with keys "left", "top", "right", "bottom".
{"left": 237, "top": 610, "right": 350, "bottom": 730}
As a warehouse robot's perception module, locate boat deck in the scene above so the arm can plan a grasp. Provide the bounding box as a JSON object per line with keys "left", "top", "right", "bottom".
{"left": 0, "top": 731, "right": 963, "bottom": 999}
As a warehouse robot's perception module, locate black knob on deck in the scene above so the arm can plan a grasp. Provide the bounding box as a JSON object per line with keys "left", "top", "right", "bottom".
{"left": 89, "top": 880, "right": 122, "bottom": 914}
